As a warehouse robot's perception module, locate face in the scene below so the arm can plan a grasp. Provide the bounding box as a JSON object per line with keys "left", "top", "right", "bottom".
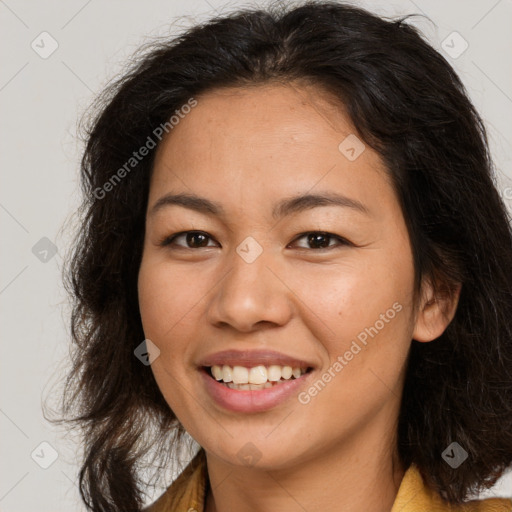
{"left": 138, "top": 82, "right": 421, "bottom": 470}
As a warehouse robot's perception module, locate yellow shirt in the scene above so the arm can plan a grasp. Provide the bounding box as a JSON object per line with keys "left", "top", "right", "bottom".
{"left": 144, "top": 448, "right": 512, "bottom": 512}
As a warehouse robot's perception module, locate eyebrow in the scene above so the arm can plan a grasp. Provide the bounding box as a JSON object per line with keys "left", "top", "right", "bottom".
{"left": 149, "top": 191, "right": 370, "bottom": 219}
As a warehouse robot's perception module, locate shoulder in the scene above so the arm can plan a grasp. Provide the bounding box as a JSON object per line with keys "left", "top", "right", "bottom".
{"left": 143, "top": 449, "right": 208, "bottom": 512}
{"left": 391, "top": 464, "right": 512, "bottom": 512}
{"left": 455, "top": 497, "right": 512, "bottom": 512}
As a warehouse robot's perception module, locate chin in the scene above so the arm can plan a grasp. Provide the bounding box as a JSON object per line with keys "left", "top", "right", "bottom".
{"left": 201, "top": 434, "right": 307, "bottom": 471}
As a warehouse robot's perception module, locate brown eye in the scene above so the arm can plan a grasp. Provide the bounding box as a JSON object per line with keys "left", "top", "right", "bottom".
{"left": 160, "top": 231, "right": 218, "bottom": 249}
{"left": 290, "top": 231, "right": 351, "bottom": 250}
{"left": 159, "top": 230, "right": 351, "bottom": 251}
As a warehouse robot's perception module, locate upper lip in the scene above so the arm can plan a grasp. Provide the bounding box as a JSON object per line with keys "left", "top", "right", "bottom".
{"left": 197, "top": 349, "right": 315, "bottom": 369}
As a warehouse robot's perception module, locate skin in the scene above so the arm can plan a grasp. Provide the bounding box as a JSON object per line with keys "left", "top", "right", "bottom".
{"left": 137, "top": 82, "right": 460, "bottom": 512}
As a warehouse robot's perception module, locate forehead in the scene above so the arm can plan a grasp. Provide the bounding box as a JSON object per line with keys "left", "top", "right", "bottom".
{"left": 157, "top": 81, "right": 353, "bottom": 155}
{"left": 149, "top": 82, "right": 395, "bottom": 218}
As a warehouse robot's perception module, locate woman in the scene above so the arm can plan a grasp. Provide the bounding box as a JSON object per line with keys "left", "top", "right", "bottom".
{"left": 58, "top": 1, "right": 512, "bottom": 511}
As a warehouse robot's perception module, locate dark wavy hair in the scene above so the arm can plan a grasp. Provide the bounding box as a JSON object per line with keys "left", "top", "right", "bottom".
{"left": 49, "top": 1, "right": 512, "bottom": 510}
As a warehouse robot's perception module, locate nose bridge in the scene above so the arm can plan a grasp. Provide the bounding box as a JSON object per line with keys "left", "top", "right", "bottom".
{"left": 231, "top": 235, "right": 274, "bottom": 290}
{"left": 207, "top": 235, "right": 292, "bottom": 331}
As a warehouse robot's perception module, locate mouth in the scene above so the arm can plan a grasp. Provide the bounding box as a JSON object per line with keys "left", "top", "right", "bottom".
{"left": 201, "top": 364, "right": 314, "bottom": 391}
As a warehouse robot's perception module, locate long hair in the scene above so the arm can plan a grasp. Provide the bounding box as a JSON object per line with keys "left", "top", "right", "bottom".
{"left": 50, "top": 1, "right": 512, "bottom": 510}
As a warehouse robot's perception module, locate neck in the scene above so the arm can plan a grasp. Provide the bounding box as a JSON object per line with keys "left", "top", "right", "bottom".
{"left": 203, "top": 418, "right": 405, "bottom": 512}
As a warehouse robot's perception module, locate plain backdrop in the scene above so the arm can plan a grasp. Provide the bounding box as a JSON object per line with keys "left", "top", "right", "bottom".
{"left": 1, "top": 0, "right": 511, "bottom": 510}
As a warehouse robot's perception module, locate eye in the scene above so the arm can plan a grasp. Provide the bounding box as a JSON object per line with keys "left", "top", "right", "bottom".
{"left": 159, "top": 230, "right": 352, "bottom": 251}
{"left": 159, "top": 230, "right": 218, "bottom": 249}
{"left": 288, "top": 231, "right": 352, "bottom": 250}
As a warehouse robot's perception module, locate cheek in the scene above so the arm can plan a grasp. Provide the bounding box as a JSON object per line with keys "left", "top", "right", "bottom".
{"left": 296, "top": 258, "right": 411, "bottom": 340}
{"left": 138, "top": 263, "right": 170, "bottom": 340}
{"left": 138, "top": 257, "right": 204, "bottom": 341}
{"left": 297, "top": 253, "right": 414, "bottom": 386}
{"left": 298, "top": 274, "right": 412, "bottom": 432}
{"left": 138, "top": 260, "right": 198, "bottom": 414}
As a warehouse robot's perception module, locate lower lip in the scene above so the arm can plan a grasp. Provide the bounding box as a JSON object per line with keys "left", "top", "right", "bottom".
{"left": 199, "top": 368, "right": 314, "bottom": 413}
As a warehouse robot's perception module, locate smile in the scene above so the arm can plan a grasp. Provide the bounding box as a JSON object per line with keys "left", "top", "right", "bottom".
{"left": 200, "top": 364, "right": 315, "bottom": 413}
{"left": 206, "top": 364, "right": 312, "bottom": 390}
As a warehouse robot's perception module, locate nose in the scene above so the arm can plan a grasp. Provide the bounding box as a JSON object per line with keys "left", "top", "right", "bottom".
{"left": 206, "top": 242, "right": 294, "bottom": 333}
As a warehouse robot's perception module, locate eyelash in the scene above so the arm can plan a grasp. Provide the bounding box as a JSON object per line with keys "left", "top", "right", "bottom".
{"left": 158, "top": 230, "right": 353, "bottom": 251}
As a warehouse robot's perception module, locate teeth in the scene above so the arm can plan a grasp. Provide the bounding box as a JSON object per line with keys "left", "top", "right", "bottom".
{"left": 222, "top": 365, "right": 233, "bottom": 383}
{"left": 212, "top": 365, "right": 223, "bottom": 380}
{"left": 281, "top": 366, "right": 293, "bottom": 379}
{"left": 209, "top": 364, "right": 309, "bottom": 384}
{"left": 248, "top": 366, "right": 267, "bottom": 384}
{"left": 232, "top": 366, "right": 249, "bottom": 384}
{"left": 267, "top": 365, "right": 282, "bottom": 381}
{"left": 227, "top": 380, "right": 289, "bottom": 390}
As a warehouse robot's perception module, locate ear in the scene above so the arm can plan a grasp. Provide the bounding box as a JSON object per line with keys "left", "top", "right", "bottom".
{"left": 412, "top": 277, "right": 462, "bottom": 343}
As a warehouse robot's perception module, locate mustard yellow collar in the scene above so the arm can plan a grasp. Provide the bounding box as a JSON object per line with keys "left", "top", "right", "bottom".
{"left": 145, "top": 449, "right": 511, "bottom": 512}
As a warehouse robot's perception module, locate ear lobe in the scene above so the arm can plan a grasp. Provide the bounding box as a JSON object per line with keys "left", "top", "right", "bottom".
{"left": 412, "top": 278, "right": 462, "bottom": 343}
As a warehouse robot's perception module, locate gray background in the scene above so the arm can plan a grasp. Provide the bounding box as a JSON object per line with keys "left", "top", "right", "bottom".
{"left": 1, "top": 0, "right": 511, "bottom": 510}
